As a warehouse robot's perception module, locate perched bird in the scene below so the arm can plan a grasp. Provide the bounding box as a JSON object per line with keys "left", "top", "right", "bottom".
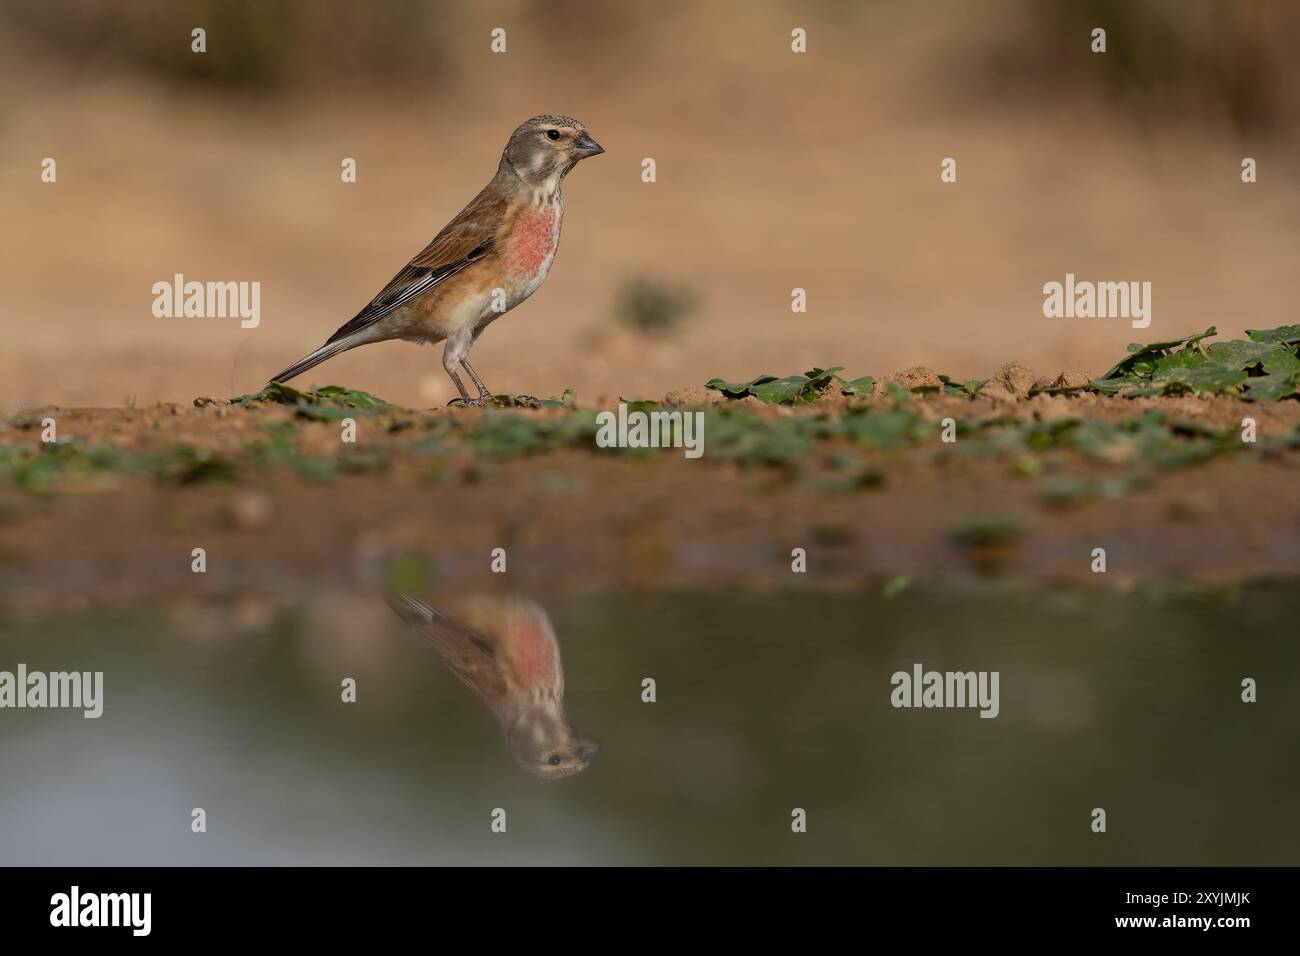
{"left": 387, "top": 592, "right": 600, "bottom": 779}
{"left": 269, "top": 115, "right": 604, "bottom": 404}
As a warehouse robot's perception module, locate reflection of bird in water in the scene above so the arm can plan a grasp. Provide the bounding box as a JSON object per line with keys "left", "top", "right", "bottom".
{"left": 387, "top": 592, "right": 600, "bottom": 779}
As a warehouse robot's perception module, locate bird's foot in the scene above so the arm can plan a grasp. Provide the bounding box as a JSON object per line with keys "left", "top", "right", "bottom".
{"left": 446, "top": 397, "right": 484, "bottom": 409}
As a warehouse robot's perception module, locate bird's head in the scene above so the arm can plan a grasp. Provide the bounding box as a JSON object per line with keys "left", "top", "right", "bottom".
{"left": 506, "top": 707, "right": 601, "bottom": 779}
{"left": 500, "top": 114, "right": 604, "bottom": 188}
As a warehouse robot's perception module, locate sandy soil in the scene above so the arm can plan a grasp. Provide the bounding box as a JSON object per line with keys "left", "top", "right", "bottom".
{"left": 3, "top": 382, "right": 1297, "bottom": 614}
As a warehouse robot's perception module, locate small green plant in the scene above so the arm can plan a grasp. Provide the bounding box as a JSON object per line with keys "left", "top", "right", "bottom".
{"left": 1032, "top": 325, "right": 1300, "bottom": 401}
{"left": 232, "top": 382, "right": 395, "bottom": 419}
{"left": 882, "top": 575, "right": 911, "bottom": 599}
{"left": 706, "top": 367, "right": 849, "bottom": 405}
{"left": 706, "top": 368, "right": 983, "bottom": 405}
{"left": 951, "top": 514, "right": 1027, "bottom": 548}
{"left": 613, "top": 277, "right": 697, "bottom": 334}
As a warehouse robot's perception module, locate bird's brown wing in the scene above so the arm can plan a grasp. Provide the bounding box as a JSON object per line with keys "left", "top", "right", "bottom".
{"left": 386, "top": 593, "right": 509, "bottom": 704}
{"left": 326, "top": 187, "right": 508, "bottom": 344}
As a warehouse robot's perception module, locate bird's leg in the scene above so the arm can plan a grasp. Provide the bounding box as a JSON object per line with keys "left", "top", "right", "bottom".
{"left": 460, "top": 359, "right": 494, "bottom": 402}
{"left": 445, "top": 368, "right": 478, "bottom": 407}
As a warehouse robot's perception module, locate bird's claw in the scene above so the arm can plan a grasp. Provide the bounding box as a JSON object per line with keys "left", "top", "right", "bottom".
{"left": 446, "top": 397, "right": 484, "bottom": 409}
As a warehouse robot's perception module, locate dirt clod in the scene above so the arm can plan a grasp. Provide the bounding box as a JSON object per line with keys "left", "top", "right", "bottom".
{"left": 664, "top": 385, "right": 726, "bottom": 406}
{"left": 994, "top": 361, "right": 1036, "bottom": 397}
{"left": 892, "top": 367, "right": 943, "bottom": 391}
{"left": 977, "top": 382, "right": 1018, "bottom": 405}
{"left": 1033, "top": 370, "right": 1094, "bottom": 391}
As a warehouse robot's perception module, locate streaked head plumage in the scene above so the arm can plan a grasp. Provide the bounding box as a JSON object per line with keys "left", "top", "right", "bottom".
{"left": 500, "top": 114, "right": 604, "bottom": 187}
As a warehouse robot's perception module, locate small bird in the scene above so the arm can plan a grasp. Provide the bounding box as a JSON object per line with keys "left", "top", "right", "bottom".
{"left": 387, "top": 592, "right": 600, "bottom": 779}
{"left": 269, "top": 115, "right": 604, "bottom": 404}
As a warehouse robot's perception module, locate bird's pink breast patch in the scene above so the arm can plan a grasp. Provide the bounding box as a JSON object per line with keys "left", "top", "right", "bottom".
{"left": 507, "top": 206, "right": 558, "bottom": 278}
{"left": 510, "top": 614, "right": 555, "bottom": 690}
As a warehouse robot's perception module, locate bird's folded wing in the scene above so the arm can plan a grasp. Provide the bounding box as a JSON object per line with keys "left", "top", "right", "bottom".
{"left": 386, "top": 592, "right": 509, "bottom": 702}
{"left": 326, "top": 188, "right": 508, "bottom": 344}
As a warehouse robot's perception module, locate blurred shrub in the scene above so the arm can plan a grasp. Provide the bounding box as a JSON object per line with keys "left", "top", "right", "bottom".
{"left": 0, "top": 0, "right": 450, "bottom": 91}
{"left": 982, "top": 0, "right": 1300, "bottom": 135}
{"left": 613, "top": 277, "right": 698, "bottom": 336}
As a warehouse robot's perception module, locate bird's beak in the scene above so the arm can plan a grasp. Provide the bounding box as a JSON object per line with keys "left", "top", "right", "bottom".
{"left": 575, "top": 134, "right": 605, "bottom": 158}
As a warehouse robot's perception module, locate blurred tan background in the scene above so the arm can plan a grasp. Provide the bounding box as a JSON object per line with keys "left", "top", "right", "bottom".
{"left": 1, "top": 0, "right": 1297, "bottom": 409}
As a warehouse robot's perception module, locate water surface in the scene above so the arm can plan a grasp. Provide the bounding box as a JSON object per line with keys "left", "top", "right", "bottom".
{"left": 0, "top": 585, "right": 1294, "bottom": 865}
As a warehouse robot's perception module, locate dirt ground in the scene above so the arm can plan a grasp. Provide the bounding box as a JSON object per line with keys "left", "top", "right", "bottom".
{"left": 3, "top": 377, "right": 1298, "bottom": 614}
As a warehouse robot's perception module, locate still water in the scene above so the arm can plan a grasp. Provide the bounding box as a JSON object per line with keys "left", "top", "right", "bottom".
{"left": 0, "top": 584, "right": 1295, "bottom": 865}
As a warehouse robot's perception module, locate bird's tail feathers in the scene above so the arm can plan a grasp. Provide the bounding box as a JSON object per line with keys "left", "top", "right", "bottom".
{"left": 386, "top": 591, "right": 469, "bottom": 631}
{"left": 266, "top": 338, "right": 355, "bottom": 387}
{"left": 386, "top": 591, "right": 439, "bottom": 626}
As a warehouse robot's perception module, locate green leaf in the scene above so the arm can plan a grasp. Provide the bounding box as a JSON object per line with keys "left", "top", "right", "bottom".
{"left": 1150, "top": 365, "right": 1248, "bottom": 395}
{"left": 1202, "top": 340, "right": 1282, "bottom": 369}
{"left": 841, "top": 376, "right": 876, "bottom": 396}
{"left": 1246, "top": 325, "right": 1300, "bottom": 346}
{"left": 935, "top": 374, "right": 983, "bottom": 397}
{"left": 1261, "top": 349, "right": 1300, "bottom": 376}
{"left": 1149, "top": 350, "right": 1211, "bottom": 373}
{"left": 883, "top": 382, "right": 911, "bottom": 405}
{"left": 1099, "top": 327, "right": 1215, "bottom": 380}
{"left": 802, "top": 367, "right": 845, "bottom": 394}
{"left": 1087, "top": 375, "right": 1149, "bottom": 395}
{"left": 751, "top": 375, "right": 812, "bottom": 404}
{"left": 234, "top": 381, "right": 308, "bottom": 406}
{"left": 312, "top": 385, "right": 392, "bottom": 411}
{"left": 705, "top": 375, "right": 776, "bottom": 397}
{"left": 1244, "top": 372, "right": 1300, "bottom": 402}
{"left": 617, "top": 398, "right": 662, "bottom": 415}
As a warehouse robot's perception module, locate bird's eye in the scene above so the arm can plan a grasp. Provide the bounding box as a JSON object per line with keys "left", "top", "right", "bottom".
{"left": 548, "top": 754, "right": 562, "bottom": 766}
{"left": 546, "top": 129, "right": 561, "bottom": 141}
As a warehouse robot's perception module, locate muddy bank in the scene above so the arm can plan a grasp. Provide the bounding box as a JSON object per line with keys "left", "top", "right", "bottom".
{"left": 1, "top": 385, "right": 1297, "bottom": 611}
